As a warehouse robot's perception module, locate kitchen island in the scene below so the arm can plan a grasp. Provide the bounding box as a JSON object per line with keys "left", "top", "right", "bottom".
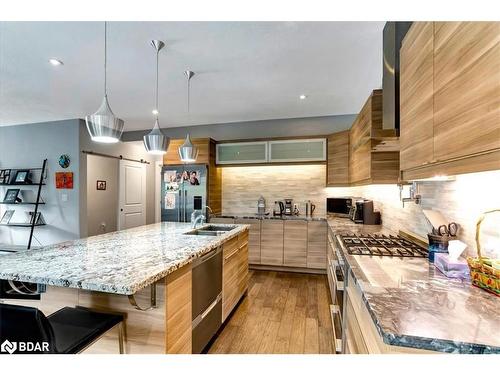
{"left": 0, "top": 222, "right": 250, "bottom": 354}
{"left": 327, "top": 217, "right": 500, "bottom": 354}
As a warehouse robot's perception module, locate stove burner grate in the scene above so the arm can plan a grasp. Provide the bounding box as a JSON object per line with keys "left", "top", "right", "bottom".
{"left": 339, "top": 232, "right": 427, "bottom": 258}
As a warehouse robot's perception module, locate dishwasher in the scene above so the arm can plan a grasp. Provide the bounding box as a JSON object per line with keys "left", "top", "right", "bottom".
{"left": 192, "top": 245, "right": 223, "bottom": 354}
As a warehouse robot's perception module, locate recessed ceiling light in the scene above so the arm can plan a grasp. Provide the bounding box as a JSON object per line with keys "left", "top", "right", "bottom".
{"left": 152, "top": 109, "right": 159, "bottom": 115}
{"left": 48, "top": 58, "right": 64, "bottom": 66}
{"left": 299, "top": 94, "right": 307, "bottom": 100}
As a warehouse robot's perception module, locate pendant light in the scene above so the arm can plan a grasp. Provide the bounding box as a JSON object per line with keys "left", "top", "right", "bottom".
{"left": 178, "top": 70, "right": 199, "bottom": 163}
{"left": 143, "top": 40, "right": 170, "bottom": 155}
{"left": 85, "top": 22, "right": 124, "bottom": 143}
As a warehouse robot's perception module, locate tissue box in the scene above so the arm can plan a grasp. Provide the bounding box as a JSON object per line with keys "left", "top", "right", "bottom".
{"left": 435, "top": 253, "right": 470, "bottom": 280}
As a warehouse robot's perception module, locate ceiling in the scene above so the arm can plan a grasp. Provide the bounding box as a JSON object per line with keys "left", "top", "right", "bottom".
{"left": 0, "top": 21, "right": 384, "bottom": 131}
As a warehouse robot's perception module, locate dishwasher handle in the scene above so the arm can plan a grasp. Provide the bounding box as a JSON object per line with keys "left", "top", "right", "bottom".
{"left": 193, "top": 246, "right": 222, "bottom": 267}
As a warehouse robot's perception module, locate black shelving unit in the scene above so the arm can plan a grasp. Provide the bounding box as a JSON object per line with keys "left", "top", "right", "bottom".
{"left": 0, "top": 159, "right": 47, "bottom": 249}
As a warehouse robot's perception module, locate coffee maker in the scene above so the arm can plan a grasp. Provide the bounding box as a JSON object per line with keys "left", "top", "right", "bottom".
{"left": 284, "top": 199, "right": 294, "bottom": 215}
{"left": 350, "top": 199, "right": 381, "bottom": 224}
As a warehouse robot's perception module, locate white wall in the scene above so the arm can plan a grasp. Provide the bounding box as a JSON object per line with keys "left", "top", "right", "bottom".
{"left": 0, "top": 120, "right": 81, "bottom": 247}
{"left": 86, "top": 154, "right": 118, "bottom": 236}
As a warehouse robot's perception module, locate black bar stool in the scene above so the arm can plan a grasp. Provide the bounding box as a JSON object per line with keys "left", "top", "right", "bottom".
{"left": 0, "top": 303, "right": 124, "bottom": 354}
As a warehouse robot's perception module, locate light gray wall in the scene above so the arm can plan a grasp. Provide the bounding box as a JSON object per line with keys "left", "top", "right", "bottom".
{"left": 78, "top": 120, "right": 158, "bottom": 237}
{"left": 0, "top": 120, "right": 81, "bottom": 247}
{"left": 86, "top": 154, "right": 118, "bottom": 236}
{"left": 122, "top": 115, "right": 356, "bottom": 142}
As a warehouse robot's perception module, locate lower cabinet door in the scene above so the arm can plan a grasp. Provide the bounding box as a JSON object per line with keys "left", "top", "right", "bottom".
{"left": 260, "top": 220, "right": 284, "bottom": 265}
{"left": 283, "top": 221, "right": 307, "bottom": 267}
{"left": 235, "top": 218, "right": 261, "bottom": 264}
{"left": 307, "top": 221, "right": 327, "bottom": 269}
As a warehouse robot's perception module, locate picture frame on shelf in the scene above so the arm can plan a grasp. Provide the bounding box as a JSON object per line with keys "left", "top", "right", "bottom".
{"left": 0, "top": 210, "right": 15, "bottom": 224}
{"left": 3, "top": 189, "right": 21, "bottom": 203}
{"left": 26, "top": 211, "right": 45, "bottom": 225}
{"left": 14, "top": 170, "right": 31, "bottom": 184}
{"left": 0, "top": 169, "right": 11, "bottom": 184}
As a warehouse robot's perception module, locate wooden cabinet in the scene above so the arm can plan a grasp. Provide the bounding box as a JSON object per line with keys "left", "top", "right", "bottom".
{"left": 235, "top": 218, "right": 261, "bottom": 264}
{"left": 400, "top": 21, "right": 435, "bottom": 171}
{"left": 260, "top": 220, "right": 284, "bottom": 265}
{"left": 400, "top": 22, "right": 500, "bottom": 180}
{"left": 326, "top": 130, "right": 350, "bottom": 186}
{"left": 307, "top": 221, "right": 327, "bottom": 269}
{"left": 283, "top": 220, "right": 307, "bottom": 267}
{"left": 222, "top": 230, "right": 249, "bottom": 321}
{"left": 433, "top": 22, "right": 500, "bottom": 161}
{"left": 349, "top": 90, "right": 400, "bottom": 185}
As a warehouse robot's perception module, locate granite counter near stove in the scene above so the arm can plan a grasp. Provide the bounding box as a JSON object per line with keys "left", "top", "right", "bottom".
{"left": 327, "top": 217, "right": 500, "bottom": 354}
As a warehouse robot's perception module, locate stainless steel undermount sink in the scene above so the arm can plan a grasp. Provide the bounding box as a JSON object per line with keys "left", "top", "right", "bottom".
{"left": 184, "top": 225, "right": 237, "bottom": 236}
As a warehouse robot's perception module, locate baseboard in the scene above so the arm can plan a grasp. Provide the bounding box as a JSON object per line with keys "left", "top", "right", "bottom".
{"left": 249, "top": 264, "right": 326, "bottom": 275}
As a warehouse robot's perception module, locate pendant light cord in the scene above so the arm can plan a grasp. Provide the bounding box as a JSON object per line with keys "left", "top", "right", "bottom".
{"left": 155, "top": 48, "right": 159, "bottom": 118}
{"left": 104, "top": 21, "right": 107, "bottom": 97}
{"left": 187, "top": 74, "right": 190, "bottom": 114}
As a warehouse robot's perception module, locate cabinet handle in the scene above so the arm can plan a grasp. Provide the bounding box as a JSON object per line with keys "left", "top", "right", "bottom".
{"left": 224, "top": 247, "right": 240, "bottom": 262}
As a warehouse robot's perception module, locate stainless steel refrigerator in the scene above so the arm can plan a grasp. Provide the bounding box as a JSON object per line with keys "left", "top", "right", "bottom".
{"left": 161, "top": 164, "right": 207, "bottom": 222}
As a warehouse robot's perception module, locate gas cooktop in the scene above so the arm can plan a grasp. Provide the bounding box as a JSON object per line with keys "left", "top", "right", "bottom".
{"left": 338, "top": 232, "right": 428, "bottom": 257}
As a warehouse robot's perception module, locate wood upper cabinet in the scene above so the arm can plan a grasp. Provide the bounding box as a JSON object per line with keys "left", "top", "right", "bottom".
{"left": 433, "top": 22, "right": 500, "bottom": 161}
{"left": 163, "top": 138, "right": 212, "bottom": 165}
{"left": 400, "top": 22, "right": 500, "bottom": 179}
{"left": 400, "top": 22, "right": 435, "bottom": 170}
{"left": 349, "top": 90, "right": 400, "bottom": 185}
{"left": 260, "top": 220, "right": 284, "bottom": 266}
{"left": 283, "top": 220, "right": 307, "bottom": 267}
{"left": 326, "top": 130, "right": 350, "bottom": 186}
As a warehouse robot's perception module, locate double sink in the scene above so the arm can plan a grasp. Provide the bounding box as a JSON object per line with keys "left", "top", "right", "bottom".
{"left": 184, "top": 224, "right": 237, "bottom": 237}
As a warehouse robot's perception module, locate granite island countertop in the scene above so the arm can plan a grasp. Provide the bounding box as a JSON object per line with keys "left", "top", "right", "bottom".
{"left": 327, "top": 217, "right": 500, "bottom": 354}
{"left": 0, "top": 222, "right": 249, "bottom": 295}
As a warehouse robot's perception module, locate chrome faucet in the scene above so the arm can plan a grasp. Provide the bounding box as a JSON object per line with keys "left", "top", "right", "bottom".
{"left": 191, "top": 210, "right": 206, "bottom": 229}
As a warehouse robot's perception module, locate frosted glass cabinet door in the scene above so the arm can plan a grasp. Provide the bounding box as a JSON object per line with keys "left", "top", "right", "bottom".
{"left": 216, "top": 142, "right": 268, "bottom": 164}
{"left": 269, "top": 139, "right": 326, "bottom": 162}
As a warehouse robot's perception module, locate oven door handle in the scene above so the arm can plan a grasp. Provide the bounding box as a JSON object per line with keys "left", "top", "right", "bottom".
{"left": 333, "top": 264, "right": 344, "bottom": 291}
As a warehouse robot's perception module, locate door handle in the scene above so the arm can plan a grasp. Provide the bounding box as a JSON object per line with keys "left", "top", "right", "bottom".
{"left": 120, "top": 208, "right": 123, "bottom": 212}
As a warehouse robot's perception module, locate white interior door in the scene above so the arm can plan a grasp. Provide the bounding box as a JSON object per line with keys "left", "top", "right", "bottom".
{"left": 118, "top": 160, "right": 147, "bottom": 230}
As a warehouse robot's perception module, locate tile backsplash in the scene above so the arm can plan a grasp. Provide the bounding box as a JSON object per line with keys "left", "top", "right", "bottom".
{"left": 222, "top": 165, "right": 500, "bottom": 258}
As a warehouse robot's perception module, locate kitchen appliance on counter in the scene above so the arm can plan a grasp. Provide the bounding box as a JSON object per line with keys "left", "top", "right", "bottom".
{"left": 327, "top": 197, "right": 353, "bottom": 217}
{"left": 161, "top": 164, "right": 208, "bottom": 222}
{"left": 273, "top": 201, "right": 285, "bottom": 216}
{"left": 192, "top": 246, "right": 222, "bottom": 353}
{"left": 257, "top": 196, "right": 266, "bottom": 215}
{"left": 305, "top": 200, "right": 316, "bottom": 217}
{"left": 284, "top": 199, "right": 294, "bottom": 215}
{"left": 338, "top": 232, "right": 428, "bottom": 257}
{"left": 349, "top": 199, "right": 381, "bottom": 225}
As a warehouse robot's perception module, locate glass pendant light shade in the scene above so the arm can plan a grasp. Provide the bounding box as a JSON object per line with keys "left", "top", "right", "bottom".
{"left": 85, "top": 95, "right": 124, "bottom": 143}
{"left": 86, "top": 22, "right": 124, "bottom": 144}
{"left": 143, "top": 40, "right": 170, "bottom": 155}
{"left": 178, "top": 133, "right": 198, "bottom": 162}
{"left": 143, "top": 119, "right": 170, "bottom": 155}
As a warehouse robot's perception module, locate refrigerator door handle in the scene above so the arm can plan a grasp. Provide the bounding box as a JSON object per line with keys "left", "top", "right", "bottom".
{"left": 178, "top": 189, "right": 182, "bottom": 222}
{"left": 184, "top": 190, "right": 188, "bottom": 222}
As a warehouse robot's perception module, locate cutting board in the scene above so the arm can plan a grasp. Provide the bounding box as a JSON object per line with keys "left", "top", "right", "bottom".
{"left": 422, "top": 209, "right": 449, "bottom": 231}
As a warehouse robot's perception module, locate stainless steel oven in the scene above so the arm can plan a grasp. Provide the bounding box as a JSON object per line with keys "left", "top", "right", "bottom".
{"left": 327, "top": 229, "right": 345, "bottom": 353}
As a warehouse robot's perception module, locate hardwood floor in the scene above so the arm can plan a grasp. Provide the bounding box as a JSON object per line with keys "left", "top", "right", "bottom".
{"left": 208, "top": 270, "right": 335, "bottom": 354}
